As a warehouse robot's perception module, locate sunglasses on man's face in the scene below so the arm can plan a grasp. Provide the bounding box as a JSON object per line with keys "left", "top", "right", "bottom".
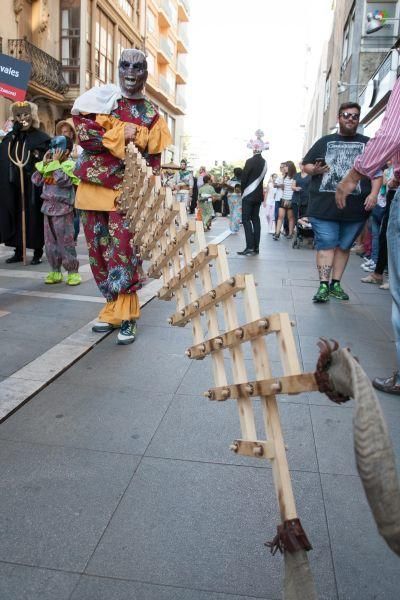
{"left": 340, "top": 112, "right": 360, "bottom": 121}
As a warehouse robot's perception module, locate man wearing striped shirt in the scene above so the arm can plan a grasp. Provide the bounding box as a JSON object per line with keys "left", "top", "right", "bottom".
{"left": 336, "top": 77, "right": 400, "bottom": 396}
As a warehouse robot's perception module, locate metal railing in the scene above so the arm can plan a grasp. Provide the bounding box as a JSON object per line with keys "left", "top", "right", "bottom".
{"left": 8, "top": 39, "right": 69, "bottom": 95}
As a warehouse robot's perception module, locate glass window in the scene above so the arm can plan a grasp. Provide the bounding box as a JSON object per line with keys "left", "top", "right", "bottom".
{"left": 118, "top": 0, "right": 134, "bottom": 19}
{"left": 342, "top": 9, "right": 355, "bottom": 68}
{"left": 95, "top": 7, "right": 114, "bottom": 85}
{"left": 324, "top": 71, "right": 331, "bottom": 112}
{"left": 147, "top": 10, "right": 155, "bottom": 34}
{"left": 60, "top": 0, "right": 80, "bottom": 87}
{"left": 147, "top": 52, "right": 156, "bottom": 75}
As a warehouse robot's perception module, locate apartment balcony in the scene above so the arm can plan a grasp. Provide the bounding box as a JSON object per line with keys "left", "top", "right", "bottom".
{"left": 158, "top": 0, "right": 172, "bottom": 28}
{"left": 177, "top": 23, "right": 189, "bottom": 53}
{"left": 8, "top": 39, "right": 69, "bottom": 102}
{"left": 146, "top": 75, "right": 185, "bottom": 116}
{"left": 159, "top": 74, "right": 173, "bottom": 98}
{"left": 178, "top": 0, "right": 189, "bottom": 21}
{"left": 157, "top": 37, "right": 174, "bottom": 65}
{"left": 175, "top": 91, "right": 186, "bottom": 111}
{"left": 176, "top": 57, "right": 188, "bottom": 84}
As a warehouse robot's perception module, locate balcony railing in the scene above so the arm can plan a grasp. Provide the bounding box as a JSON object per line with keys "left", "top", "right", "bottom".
{"left": 159, "top": 74, "right": 173, "bottom": 98}
{"left": 8, "top": 39, "right": 69, "bottom": 95}
{"left": 178, "top": 23, "right": 189, "bottom": 49}
{"left": 178, "top": 0, "right": 190, "bottom": 17}
{"left": 160, "top": 36, "right": 174, "bottom": 60}
{"left": 176, "top": 92, "right": 186, "bottom": 111}
{"left": 177, "top": 58, "right": 188, "bottom": 80}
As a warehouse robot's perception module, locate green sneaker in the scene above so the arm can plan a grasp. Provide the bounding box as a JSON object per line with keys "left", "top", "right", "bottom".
{"left": 45, "top": 271, "right": 63, "bottom": 284}
{"left": 313, "top": 283, "right": 330, "bottom": 303}
{"left": 66, "top": 273, "right": 82, "bottom": 286}
{"left": 329, "top": 281, "right": 349, "bottom": 301}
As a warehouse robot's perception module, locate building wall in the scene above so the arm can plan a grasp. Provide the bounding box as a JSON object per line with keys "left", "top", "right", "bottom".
{"left": 0, "top": 0, "right": 63, "bottom": 133}
{"left": 144, "top": 0, "right": 189, "bottom": 162}
{"left": 305, "top": 0, "right": 400, "bottom": 147}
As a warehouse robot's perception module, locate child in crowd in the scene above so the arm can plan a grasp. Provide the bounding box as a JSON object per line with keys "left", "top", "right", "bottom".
{"left": 31, "top": 135, "right": 81, "bottom": 285}
{"left": 227, "top": 183, "right": 242, "bottom": 233}
{"left": 198, "top": 175, "right": 218, "bottom": 230}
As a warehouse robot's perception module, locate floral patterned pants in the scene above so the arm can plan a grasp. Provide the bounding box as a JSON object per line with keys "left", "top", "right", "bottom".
{"left": 44, "top": 213, "right": 79, "bottom": 273}
{"left": 80, "top": 210, "right": 143, "bottom": 301}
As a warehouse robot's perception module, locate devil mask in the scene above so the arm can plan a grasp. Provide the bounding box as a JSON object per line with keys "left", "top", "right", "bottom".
{"left": 10, "top": 101, "right": 39, "bottom": 131}
{"left": 119, "top": 49, "right": 148, "bottom": 98}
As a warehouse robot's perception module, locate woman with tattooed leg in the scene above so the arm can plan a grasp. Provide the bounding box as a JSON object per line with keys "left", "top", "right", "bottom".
{"left": 72, "top": 49, "right": 171, "bottom": 344}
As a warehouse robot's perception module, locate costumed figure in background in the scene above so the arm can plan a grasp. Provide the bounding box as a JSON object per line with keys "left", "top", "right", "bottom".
{"left": 72, "top": 48, "right": 171, "bottom": 345}
{"left": 173, "top": 159, "right": 193, "bottom": 210}
{"left": 0, "top": 101, "right": 50, "bottom": 264}
{"left": 237, "top": 129, "right": 269, "bottom": 256}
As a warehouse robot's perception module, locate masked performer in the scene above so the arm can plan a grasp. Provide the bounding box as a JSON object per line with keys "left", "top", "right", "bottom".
{"left": 0, "top": 101, "right": 50, "bottom": 264}
{"left": 72, "top": 49, "right": 171, "bottom": 345}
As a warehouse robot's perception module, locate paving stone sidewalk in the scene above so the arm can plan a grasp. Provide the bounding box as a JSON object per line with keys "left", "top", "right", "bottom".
{"left": 0, "top": 214, "right": 399, "bottom": 599}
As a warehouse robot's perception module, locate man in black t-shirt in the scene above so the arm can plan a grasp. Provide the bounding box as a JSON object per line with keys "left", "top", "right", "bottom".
{"left": 303, "top": 102, "right": 381, "bottom": 303}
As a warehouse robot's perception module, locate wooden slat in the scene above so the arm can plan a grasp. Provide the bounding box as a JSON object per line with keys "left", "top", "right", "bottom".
{"left": 193, "top": 221, "right": 229, "bottom": 389}
{"left": 157, "top": 244, "right": 219, "bottom": 299}
{"left": 169, "top": 274, "right": 247, "bottom": 327}
{"left": 243, "top": 273, "right": 298, "bottom": 522}
{"left": 128, "top": 174, "right": 158, "bottom": 230}
{"left": 186, "top": 312, "right": 281, "bottom": 356}
{"left": 141, "top": 204, "right": 180, "bottom": 254}
{"left": 214, "top": 245, "right": 257, "bottom": 440}
{"left": 147, "top": 221, "right": 196, "bottom": 279}
{"left": 229, "top": 439, "right": 275, "bottom": 460}
{"left": 204, "top": 372, "right": 318, "bottom": 401}
{"left": 134, "top": 186, "right": 166, "bottom": 245}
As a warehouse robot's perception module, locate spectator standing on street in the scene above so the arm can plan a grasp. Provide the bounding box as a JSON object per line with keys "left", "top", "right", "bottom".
{"left": 198, "top": 175, "right": 218, "bottom": 230}
{"left": 56, "top": 119, "right": 82, "bottom": 242}
{"left": 31, "top": 135, "right": 81, "bottom": 286}
{"left": 227, "top": 183, "right": 242, "bottom": 233}
{"left": 263, "top": 173, "right": 277, "bottom": 233}
{"left": 273, "top": 162, "right": 286, "bottom": 224}
{"left": 291, "top": 161, "right": 311, "bottom": 223}
{"left": 336, "top": 79, "right": 400, "bottom": 395}
{"left": 174, "top": 159, "right": 193, "bottom": 211}
{"left": 237, "top": 130, "right": 269, "bottom": 256}
{"left": 273, "top": 160, "right": 296, "bottom": 240}
{"left": 303, "top": 102, "right": 382, "bottom": 303}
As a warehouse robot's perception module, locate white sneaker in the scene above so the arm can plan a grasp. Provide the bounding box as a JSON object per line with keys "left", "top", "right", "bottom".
{"left": 361, "top": 262, "right": 376, "bottom": 272}
{"left": 361, "top": 258, "right": 373, "bottom": 267}
{"left": 379, "top": 282, "right": 390, "bottom": 290}
{"left": 117, "top": 320, "right": 137, "bottom": 345}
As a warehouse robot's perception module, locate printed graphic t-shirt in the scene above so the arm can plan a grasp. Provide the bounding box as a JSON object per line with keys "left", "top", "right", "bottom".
{"left": 303, "top": 133, "right": 372, "bottom": 222}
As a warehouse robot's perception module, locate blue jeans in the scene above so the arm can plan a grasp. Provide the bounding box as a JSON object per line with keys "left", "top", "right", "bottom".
{"left": 309, "top": 217, "right": 365, "bottom": 251}
{"left": 370, "top": 205, "right": 385, "bottom": 264}
{"left": 387, "top": 190, "right": 400, "bottom": 372}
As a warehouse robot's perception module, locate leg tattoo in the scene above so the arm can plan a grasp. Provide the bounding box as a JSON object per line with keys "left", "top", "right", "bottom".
{"left": 317, "top": 264, "right": 332, "bottom": 282}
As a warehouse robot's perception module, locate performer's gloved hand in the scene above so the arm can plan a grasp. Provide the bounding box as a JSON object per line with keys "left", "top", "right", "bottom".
{"left": 12, "top": 120, "right": 22, "bottom": 134}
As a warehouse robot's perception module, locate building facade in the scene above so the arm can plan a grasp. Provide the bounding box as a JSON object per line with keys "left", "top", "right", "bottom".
{"left": 0, "top": 0, "right": 68, "bottom": 133}
{"left": 0, "top": 0, "right": 190, "bottom": 160}
{"left": 304, "top": 0, "right": 400, "bottom": 151}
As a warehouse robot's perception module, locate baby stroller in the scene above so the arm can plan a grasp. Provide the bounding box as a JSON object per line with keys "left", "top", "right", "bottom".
{"left": 292, "top": 205, "right": 314, "bottom": 249}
